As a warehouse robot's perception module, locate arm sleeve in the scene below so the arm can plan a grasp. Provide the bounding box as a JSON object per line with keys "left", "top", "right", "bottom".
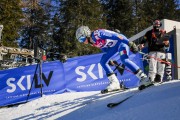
{"left": 101, "top": 48, "right": 108, "bottom": 52}
{"left": 98, "top": 30, "right": 129, "bottom": 44}
{"left": 140, "top": 32, "right": 148, "bottom": 44}
{"left": 156, "top": 33, "right": 170, "bottom": 47}
{"left": 98, "top": 30, "right": 127, "bottom": 40}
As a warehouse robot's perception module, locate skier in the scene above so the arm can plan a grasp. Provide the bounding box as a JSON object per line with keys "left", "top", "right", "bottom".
{"left": 76, "top": 26, "right": 152, "bottom": 92}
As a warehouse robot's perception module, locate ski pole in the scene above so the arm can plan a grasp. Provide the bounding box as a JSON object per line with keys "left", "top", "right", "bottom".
{"left": 110, "top": 60, "right": 134, "bottom": 75}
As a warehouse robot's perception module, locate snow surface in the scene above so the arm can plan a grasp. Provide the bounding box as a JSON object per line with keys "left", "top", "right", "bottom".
{"left": 0, "top": 80, "right": 180, "bottom": 120}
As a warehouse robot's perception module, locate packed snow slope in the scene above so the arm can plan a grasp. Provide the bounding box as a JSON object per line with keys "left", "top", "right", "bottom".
{"left": 0, "top": 80, "right": 180, "bottom": 120}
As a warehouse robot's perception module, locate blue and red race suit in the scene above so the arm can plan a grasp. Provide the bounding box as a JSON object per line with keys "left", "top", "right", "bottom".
{"left": 91, "top": 29, "right": 139, "bottom": 75}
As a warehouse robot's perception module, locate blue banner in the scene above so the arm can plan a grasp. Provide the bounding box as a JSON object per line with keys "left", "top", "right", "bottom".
{"left": 0, "top": 62, "right": 66, "bottom": 106}
{"left": 0, "top": 52, "right": 143, "bottom": 106}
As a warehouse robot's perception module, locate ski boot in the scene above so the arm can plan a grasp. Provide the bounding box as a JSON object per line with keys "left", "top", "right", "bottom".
{"left": 101, "top": 73, "right": 122, "bottom": 94}
{"left": 135, "top": 69, "right": 153, "bottom": 90}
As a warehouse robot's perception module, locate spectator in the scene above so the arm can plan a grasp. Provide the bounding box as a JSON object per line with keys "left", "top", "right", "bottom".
{"left": 139, "top": 20, "right": 170, "bottom": 83}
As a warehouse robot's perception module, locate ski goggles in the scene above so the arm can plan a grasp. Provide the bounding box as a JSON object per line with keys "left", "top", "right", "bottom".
{"left": 78, "top": 36, "right": 87, "bottom": 43}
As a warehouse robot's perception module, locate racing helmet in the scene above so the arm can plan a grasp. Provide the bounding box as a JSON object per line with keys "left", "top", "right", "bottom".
{"left": 76, "top": 26, "right": 91, "bottom": 43}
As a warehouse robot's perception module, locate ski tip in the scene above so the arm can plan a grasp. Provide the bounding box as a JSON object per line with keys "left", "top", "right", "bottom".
{"left": 107, "top": 103, "right": 115, "bottom": 108}
{"left": 101, "top": 89, "right": 108, "bottom": 94}
{"left": 101, "top": 89, "right": 125, "bottom": 94}
{"left": 138, "top": 85, "right": 146, "bottom": 90}
{"left": 138, "top": 83, "right": 154, "bottom": 90}
{"left": 107, "top": 95, "right": 134, "bottom": 108}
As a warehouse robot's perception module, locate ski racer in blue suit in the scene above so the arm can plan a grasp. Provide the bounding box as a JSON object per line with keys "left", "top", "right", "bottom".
{"left": 76, "top": 26, "right": 152, "bottom": 92}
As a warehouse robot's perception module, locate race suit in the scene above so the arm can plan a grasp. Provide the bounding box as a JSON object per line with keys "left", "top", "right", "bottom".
{"left": 91, "top": 29, "right": 139, "bottom": 75}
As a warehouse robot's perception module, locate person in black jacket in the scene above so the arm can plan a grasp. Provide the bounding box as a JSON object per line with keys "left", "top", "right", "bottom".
{"left": 139, "top": 20, "right": 170, "bottom": 83}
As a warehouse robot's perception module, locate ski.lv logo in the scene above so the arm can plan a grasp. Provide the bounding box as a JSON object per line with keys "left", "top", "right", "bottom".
{"left": 6, "top": 71, "right": 53, "bottom": 93}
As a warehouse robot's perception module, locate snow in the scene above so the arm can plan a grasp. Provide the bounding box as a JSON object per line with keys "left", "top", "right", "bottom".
{"left": 0, "top": 80, "right": 180, "bottom": 120}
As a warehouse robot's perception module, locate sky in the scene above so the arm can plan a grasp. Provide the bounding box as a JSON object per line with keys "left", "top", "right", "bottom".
{"left": 0, "top": 80, "right": 180, "bottom": 120}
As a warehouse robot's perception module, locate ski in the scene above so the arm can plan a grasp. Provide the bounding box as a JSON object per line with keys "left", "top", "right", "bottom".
{"left": 107, "top": 94, "right": 134, "bottom": 108}
{"left": 107, "top": 83, "right": 157, "bottom": 108}
{"left": 138, "top": 83, "right": 154, "bottom": 90}
{"left": 101, "top": 88, "right": 127, "bottom": 94}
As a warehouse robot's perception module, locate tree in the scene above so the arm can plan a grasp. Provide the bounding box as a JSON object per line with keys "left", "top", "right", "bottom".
{"left": 142, "top": 0, "right": 180, "bottom": 26}
{"left": 132, "top": 0, "right": 148, "bottom": 34}
{"left": 19, "top": 0, "right": 51, "bottom": 50}
{"left": 0, "top": 0, "right": 24, "bottom": 47}
{"left": 53, "top": 0, "right": 107, "bottom": 57}
{"left": 103, "top": 0, "right": 180, "bottom": 37}
{"left": 102, "top": 0, "right": 134, "bottom": 37}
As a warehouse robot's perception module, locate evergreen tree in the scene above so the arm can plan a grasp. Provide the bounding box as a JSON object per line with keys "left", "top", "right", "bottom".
{"left": 19, "top": 0, "right": 51, "bottom": 50}
{"left": 132, "top": 0, "right": 148, "bottom": 34}
{"left": 53, "top": 0, "right": 107, "bottom": 57}
{"left": 1, "top": 0, "right": 179, "bottom": 58}
{"left": 102, "top": 0, "right": 134, "bottom": 37}
{"left": 157, "top": 0, "right": 180, "bottom": 21}
{"left": 102, "top": 0, "right": 180, "bottom": 37}
{"left": 0, "top": 0, "right": 24, "bottom": 47}
{"left": 142, "top": 0, "right": 180, "bottom": 26}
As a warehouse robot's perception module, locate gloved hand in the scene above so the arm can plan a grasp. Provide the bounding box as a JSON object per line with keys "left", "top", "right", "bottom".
{"left": 138, "top": 44, "right": 145, "bottom": 50}
{"left": 129, "top": 41, "right": 139, "bottom": 54}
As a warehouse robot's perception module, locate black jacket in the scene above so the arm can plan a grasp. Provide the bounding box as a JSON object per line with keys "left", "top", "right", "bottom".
{"left": 141, "top": 29, "right": 169, "bottom": 52}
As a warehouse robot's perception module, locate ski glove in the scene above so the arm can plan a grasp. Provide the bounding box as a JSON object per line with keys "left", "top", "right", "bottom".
{"left": 129, "top": 41, "right": 139, "bottom": 54}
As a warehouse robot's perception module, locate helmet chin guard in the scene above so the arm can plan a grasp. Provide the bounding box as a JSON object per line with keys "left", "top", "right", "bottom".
{"left": 76, "top": 26, "right": 91, "bottom": 43}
